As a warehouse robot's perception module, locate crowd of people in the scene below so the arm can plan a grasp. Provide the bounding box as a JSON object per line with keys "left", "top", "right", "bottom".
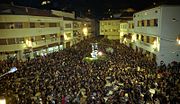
{"left": 0, "top": 36, "right": 180, "bottom": 104}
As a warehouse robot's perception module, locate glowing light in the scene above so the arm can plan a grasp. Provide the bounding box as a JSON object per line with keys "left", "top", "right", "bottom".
{"left": 123, "top": 37, "right": 127, "bottom": 43}
{"left": 64, "top": 33, "right": 68, "bottom": 40}
{"left": 41, "top": 0, "right": 51, "bottom": 5}
{"left": 98, "top": 51, "right": 103, "bottom": 56}
{"left": 132, "top": 34, "right": 136, "bottom": 42}
{"left": 83, "top": 27, "right": 88, "bottom": 36}
{"left": 152, "top": 37, "right": 160, "bottom": 52}
{"left": 25, "top": 40, "right": 32, "bottom": 47}
{"left": 149, "top": 89, "right": 155, "bottom": 94}
{"left": 120, "top": 32, "right": 124, "bottom": 37}
{"left": 177, "top": 37, "right": 180, "bottom": 45}
{"left": 0, "top": 99, "right": 6, "bottom": 104}
{"left": 153, "top": 40, "right": 157, "bottom": 46}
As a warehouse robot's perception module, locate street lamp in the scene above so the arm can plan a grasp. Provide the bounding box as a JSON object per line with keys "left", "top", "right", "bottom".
{"left": 0, "top": 67, "right": 17, "bottom": 78}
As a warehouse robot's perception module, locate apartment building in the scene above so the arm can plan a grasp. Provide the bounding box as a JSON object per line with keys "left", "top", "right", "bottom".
{"left": 99, "top": 5, "right": 180, "bottom": 65}
{"left": 99, "top": 20, "right": 121, "bottom": 40}
{"left": 133, "top": 5, "right": 180, "bottom": 65}
{"left": 0, "top": 5, "right": 94, "bottom": 61}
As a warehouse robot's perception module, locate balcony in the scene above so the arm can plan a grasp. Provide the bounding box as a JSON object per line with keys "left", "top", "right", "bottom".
{"left": 134, "top": 40, "right": 158, "bottom": 53}
{"left": 0, "top": 27, "right": 60, "bottom": 38}
{"left": 0, "top": 44, "right": 26, "bottom": 52}
{"left": 32, "top": 38, "right": 61, "bottom": 48}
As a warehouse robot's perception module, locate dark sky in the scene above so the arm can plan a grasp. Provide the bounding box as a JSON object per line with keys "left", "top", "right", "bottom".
{"left": 0, "top": 0, "right": 180, "bottom": 19}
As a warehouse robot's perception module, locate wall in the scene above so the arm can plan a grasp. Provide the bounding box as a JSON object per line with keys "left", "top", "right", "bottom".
{"left": 157, "top": 6, "right": 180, "bottom": 65}
{"left": 133, "top": 7, "right": 161, "bottom": 37}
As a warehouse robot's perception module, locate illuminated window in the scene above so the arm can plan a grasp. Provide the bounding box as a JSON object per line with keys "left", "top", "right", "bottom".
{"left": 177, "top": 36, "right": 180, "bottom": 45}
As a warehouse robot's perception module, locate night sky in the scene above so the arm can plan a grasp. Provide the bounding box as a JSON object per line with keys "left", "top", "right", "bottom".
{"left": 0, "top": 0, "right": 180, "bottom": 19}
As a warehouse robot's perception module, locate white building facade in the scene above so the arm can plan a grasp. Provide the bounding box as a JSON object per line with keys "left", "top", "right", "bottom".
{"left": 0, "top": 5, "right": 94, "bottom": 61}
{"left": 133, "top": 5, "right": 180, "bottom": 65}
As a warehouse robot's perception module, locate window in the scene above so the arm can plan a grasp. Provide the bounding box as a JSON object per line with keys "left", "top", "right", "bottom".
{"left": 7, "top": 38, "right": 16, "bottom": 45}
{"left": 16, "top": 38, "right": 24, "bottom": 44}
{"left": 150, "top": 19, "right": 154, "bottom": 26}
{"left": 30, "top": 23, "right": 35, "bottom": 28}
{"left": 113, "top": 29, "right": 117, "bottom": 32}
{"left": 40, "top": 22, "right": 45, "bottom": 25}
{"left": 65, "top": 23, "right": 71, "bottom": 28}
{"left": 0, "top": 39, "right": 7, "bottom": 45}
{"left": 60, "top": 35, "right": 64, "bottom": 40}
{"left": 141, "top": 35, "right": 144, "bottom": 42}
{"left": 40, "top": 22, "right": 45, "bottom": 28}
{"left": 154, "top": 19, "right": 158, "bottom": 26}
{"left": 137, "top": 34, "right": 139, "bottom": 40}
{"left": 35, "top": 36, "right": 42, "bottom": 41}
{"left": 50, "top": 34, "right": 57, "bottom": 41}
{"left": 15, "top": 22, "right": 23, "bottom": 28}
{"left": 147, "top": 20, "right": 150, "bottom": 26}
{"left": 50, "top": 34, "right": 57, "bottom": 38}
{"left": 31, "top": 37, "right": 35, "bottom": 42}
{"left": 141, "top": 20, "right": 144, "bottom": 26}
{"left": 150, "top": 37, "right": 157, "bottom": 44}
{"left": 41, "top": 35, "right": 46, "bottom": 40}
{"left": 129, "top": 24, "right": 131, "bottom": 28}
{"left": 132, "top": 23, "right": 134, "bottom": 28}
{"left": 147, "top": 36, "right": 150, "bottom": 43}
{"left": 49, "top": 23, "right": 57, "bottom": 27}
{"left": 138, "top": 21, "right": 142, "bottom": 27}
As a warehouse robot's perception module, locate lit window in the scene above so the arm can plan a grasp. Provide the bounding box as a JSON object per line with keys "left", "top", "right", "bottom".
{"left": 177, "top": 36, "right": 180, "bottom": 45}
